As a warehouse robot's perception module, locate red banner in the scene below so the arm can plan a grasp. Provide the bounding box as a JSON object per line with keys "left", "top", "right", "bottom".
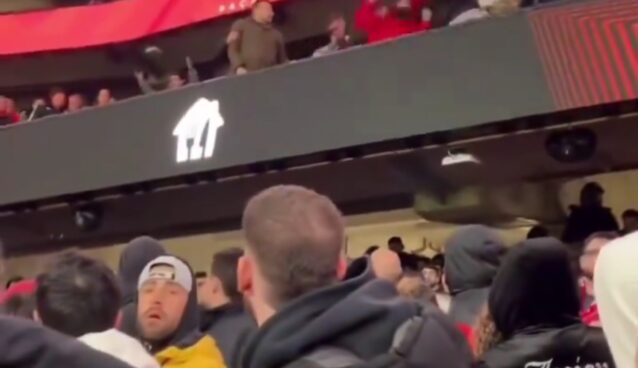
{"left": 0, "top": 0, "right": 271, "bottom": 56}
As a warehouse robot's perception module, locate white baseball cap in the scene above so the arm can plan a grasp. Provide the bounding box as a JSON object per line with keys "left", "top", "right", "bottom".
{"left": 137, "top": 255, "right": 192, "bottom": 293}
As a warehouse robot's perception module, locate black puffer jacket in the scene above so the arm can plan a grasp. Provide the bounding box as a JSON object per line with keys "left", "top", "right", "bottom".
{"left": 478, "top": 238, "right": 615, "bottom": 368}
{"left": 242, "top": 260, "right": 473, "bottom": 368}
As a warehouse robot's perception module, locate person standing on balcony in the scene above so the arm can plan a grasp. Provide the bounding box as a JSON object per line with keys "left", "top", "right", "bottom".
{"left": 67, "top": 94, "right": 86, "bottom": 113}
{"left": 355, "top": 0, "right": 430, "bottom": 44}
{"left": 227, "top": 0, "right": 288, "bottom": 75}
{"left": 313, "top": 14, "right": 353, "bottom": 57}
{"left": 134, "top": 56, "right": 199, "bottom": 94}
{"left": 49, "top": 87, "right": 67, "bottom": 115}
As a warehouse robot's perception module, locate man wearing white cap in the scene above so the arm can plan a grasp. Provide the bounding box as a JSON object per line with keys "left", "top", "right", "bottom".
{"left": 137, "top": 255, "right": 225, "bottom": 368}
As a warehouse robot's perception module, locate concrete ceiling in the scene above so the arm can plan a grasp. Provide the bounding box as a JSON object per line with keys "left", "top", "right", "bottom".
{"left": 1, "top": 113, "right": 636, "bottom": 256}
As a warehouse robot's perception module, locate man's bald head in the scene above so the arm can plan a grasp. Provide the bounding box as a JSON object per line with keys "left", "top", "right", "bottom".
{"left": 242, "top": 185, "right": 345, "bottom": 306}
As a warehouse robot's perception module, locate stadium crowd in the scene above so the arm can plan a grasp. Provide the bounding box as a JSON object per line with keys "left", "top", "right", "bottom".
{"left": 0, "top": 0, "right": 527, "bottom": 127}
{"left": 0, "top": 183, "right": 637, "bottom": 368}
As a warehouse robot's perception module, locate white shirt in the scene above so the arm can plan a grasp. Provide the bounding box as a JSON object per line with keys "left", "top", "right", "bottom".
{"left": 79, "top": 329, "right": 160, "bottom": 368}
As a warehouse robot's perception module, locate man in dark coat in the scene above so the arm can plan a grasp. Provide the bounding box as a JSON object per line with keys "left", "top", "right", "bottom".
{"left": 478, "top": 238, "right": 615, "bottom": 368}
{"left": 200, "top": 248, "right": 255, "bottom": 368}
{"left": 562, "top": 182, "right": 619, "bottom": 245}
{"left": 238, "top": 185, "right": 472, "bottom": 368}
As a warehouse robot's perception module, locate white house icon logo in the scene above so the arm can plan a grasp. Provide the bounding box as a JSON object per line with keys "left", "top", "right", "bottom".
{"left": 173, "top": 98, "right": 225, "bottom": 163}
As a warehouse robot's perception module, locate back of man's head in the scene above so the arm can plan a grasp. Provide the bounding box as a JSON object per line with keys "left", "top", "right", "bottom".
{"left": 211, "top": 248, "right": 244, "bottom": 302}
{"left": 36, "top": 252, "right": 121, "bottom": 337}
{"left": 242, "top": 185, "right": 345, "bottom": 306}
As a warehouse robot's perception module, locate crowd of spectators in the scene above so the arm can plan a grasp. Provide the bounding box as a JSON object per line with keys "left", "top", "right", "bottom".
{"left": 0, "top": 87, "right": 115, "bottom": 126}
{"left": 0, "top": 0, "right": 525, "bottom": 128}
{"left": 0, "top": 183, "right": 636, "bottom": 368}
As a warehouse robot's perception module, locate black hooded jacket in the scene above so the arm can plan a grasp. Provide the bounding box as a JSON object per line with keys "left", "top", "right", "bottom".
{"left": 479, "top": 238, "right": 615, "bottom": 368}
{"left": 0, "top": 316, "right": 133, "bottom": 368}
{"left": 241, "top": 261, "right": 473, "bottom": 368}
{"left": 562, "top": 205, "right": 619, "bottom": 245}
{"left": 445, "top": 225, "right": 505, "bottom": 326}
{"left": 117, "top": 236, "right": 167, "bottom": 337}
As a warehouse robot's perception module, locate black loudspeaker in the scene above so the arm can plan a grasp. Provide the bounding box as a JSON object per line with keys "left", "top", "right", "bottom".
{"left": 545, "top": 128, "right": 597, "bottom": 163}
{"left": 73, "top": 203, "right": 104, "bottom": 232}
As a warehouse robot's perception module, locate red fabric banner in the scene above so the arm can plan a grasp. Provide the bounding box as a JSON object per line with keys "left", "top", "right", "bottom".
{"left": 0, "top": 0, "right": 276, "bottom": 56}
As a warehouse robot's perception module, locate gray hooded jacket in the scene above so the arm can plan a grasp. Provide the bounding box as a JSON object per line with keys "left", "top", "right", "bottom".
{"left": 445, "top": 225, "right": 505, "bottom": 326}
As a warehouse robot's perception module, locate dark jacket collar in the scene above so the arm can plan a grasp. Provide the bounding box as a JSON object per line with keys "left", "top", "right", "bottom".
{"left": 241, "top": 261, "right": 418, "bottom": 368}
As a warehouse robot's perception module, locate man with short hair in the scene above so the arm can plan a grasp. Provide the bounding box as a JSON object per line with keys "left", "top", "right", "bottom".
{"left": 67, "top": 93, "right": 86, "bottom": 113}
{"left": 227, "top": 0, "right": 288, "bottom": 75}
{"left": 195, "top": 271, "right": 210, "bottom": 308}
{"left": 312, "top": 14, "right": 352, "bottom": 57}
{"left": 137, "top": 255, "right": 225, "bottom": 368}
{"left": 96, "top": 88, "right": 115, "bottom": 107}
{"left": 580, "top": 231, "right": 618, "bottom": 326}
{"left": 35, "top": 252, "right": 159, "bottom": 368}
{"left": 0, "top": 238, "right": 135, "bottom": 368}
{"left": 387, "top": 236, "right": 420, "bottom": 271}
{"left": 621, "top": 209, "right": 638, "bottom": 235}
{"left": 238, "top": 185, "right": 472, "bottom": 368}
{"left": 49, "top": 87, "right": 67, "bottom": 114}
{"left": 562, "top": 182, "right": 619, "bottom": 245}
{"left": 200, "top": 248, "right": 255, "bottom": 368}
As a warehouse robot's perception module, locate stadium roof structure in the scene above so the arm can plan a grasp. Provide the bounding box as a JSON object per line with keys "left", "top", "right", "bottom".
{"left": 0, "top": 0, "right": 637, "bottom": 254}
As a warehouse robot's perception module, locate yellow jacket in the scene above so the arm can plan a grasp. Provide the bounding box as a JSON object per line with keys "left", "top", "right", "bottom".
{"left": 155, "top": 335, "right": 226, "bottom": 368}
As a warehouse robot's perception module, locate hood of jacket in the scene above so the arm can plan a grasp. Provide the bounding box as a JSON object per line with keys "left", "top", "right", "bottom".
{"left": 241, "top": 260, "right": 473, "bottom": 368}
{"left": 139, "top": 256, "right": 204, "bottom": 355}
{"left": 242, "top": 264, "right": 415, "bottom": 368}
{"left": 594, "top": 231, "right": 638, "bottom": 368}
{"left": 489, "top": 238, "right": 581, "bottom": 339}
{"left": 155, "top": 335, "right": 225, "bottom": 368}
{"left": 118, "top": 236, "right": 167, "bottom": 305}
{"left": 445, "top": 225, "right": 505, "bottom": 294}
{"left": 79, "top": 328, "right": 160, "bottom": 368}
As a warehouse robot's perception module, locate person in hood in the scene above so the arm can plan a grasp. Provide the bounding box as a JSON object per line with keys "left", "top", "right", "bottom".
{"left": 579, "top": 231, "right": 617, "bottom": 327}
{"left": 595, "top": 231, "right": 638, "bottom": 368}
{"left": 239, "top": 185, "right": 473, "bottom": 368}
{"left": 118, "top": 236, "right": 167, "bottom": 337}
{"left": 35, "top": 252, "right": 158, "bottom": 368}
{"left": 445, "top": 225, "right": 505, "bottom": 326}
{"left": 355, "top": 0, "right": 430, "bottom": 44}
{"left": 478, "top": 238, "right": 615, "bottom": 368}
{"left": 137, "top": 255, "right": 225, "bottom": 368}
{"left": 562, "top": 182, "right": 619, "bottom": 245}
{"left": 200, "top": 248, "right": 256, "bottom": 368}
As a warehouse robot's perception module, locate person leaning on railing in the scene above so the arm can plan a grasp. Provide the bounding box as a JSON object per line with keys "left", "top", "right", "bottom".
{"left": 134, "top": 56, "right": 199, "bottom": 94}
